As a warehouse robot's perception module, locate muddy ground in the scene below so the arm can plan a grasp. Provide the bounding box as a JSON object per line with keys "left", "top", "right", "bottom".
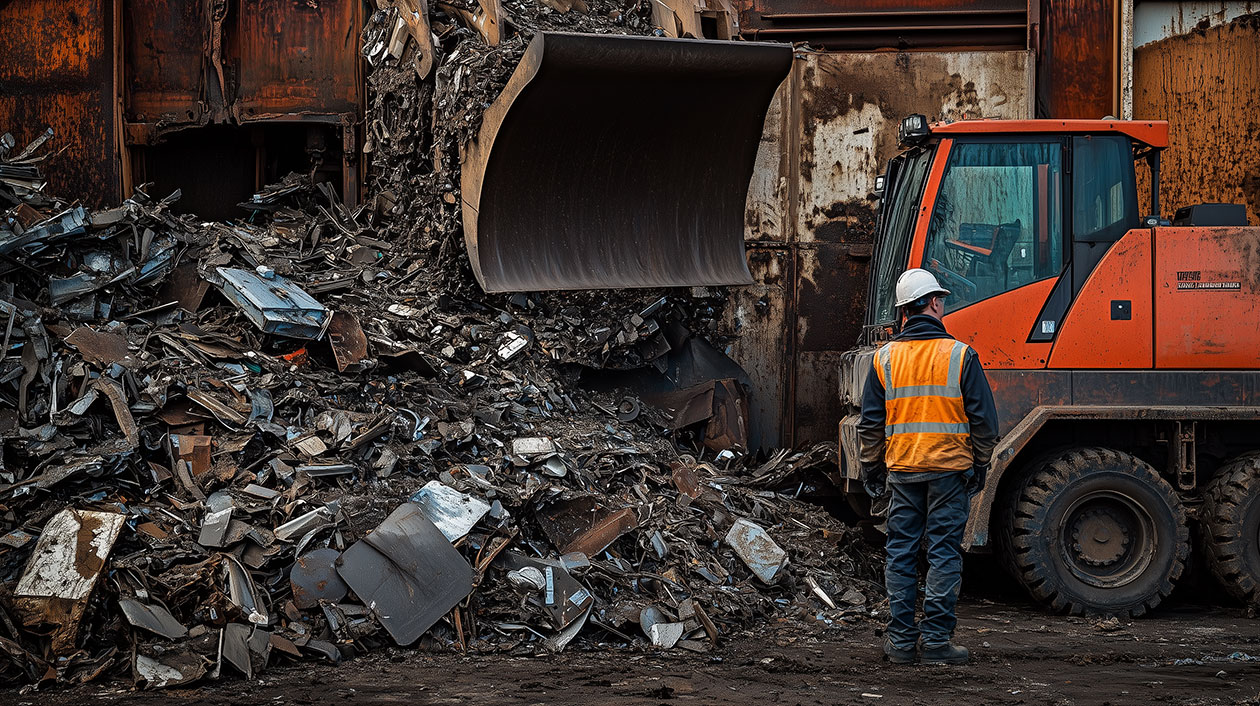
{"left": 22, "top": 566, "right": 1260, "bottom": 706}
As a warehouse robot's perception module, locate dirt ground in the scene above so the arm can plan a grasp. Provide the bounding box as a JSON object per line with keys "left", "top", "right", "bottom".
{"left": 20, "top": 592, "right": 1260, "bottom": 706}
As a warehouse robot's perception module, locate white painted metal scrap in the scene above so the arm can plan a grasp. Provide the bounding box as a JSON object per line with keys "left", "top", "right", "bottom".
{"left": 724, "top": 518, "right": 787, "bottom": 584}
{"left": 16, "top": 509, "right": 125, "bottom": 600}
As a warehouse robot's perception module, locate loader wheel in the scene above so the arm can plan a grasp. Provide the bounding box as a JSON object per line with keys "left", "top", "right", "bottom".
{"left": 1006, "top": 447, "right": 1189, "bottom": 617}
{"left": 1202, "top": 453, "right": 1260, "bottom": 604}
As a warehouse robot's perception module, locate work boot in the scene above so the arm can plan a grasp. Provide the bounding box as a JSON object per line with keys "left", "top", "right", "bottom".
{"left": 920, "top": 642, "right": 969, "bottom": 665}
{"left": 882, "top": 637, "right": 916, "bottom": 665}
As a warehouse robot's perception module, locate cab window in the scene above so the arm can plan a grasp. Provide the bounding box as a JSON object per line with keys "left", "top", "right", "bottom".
{"left": 922, "top": 141, "right": 1064, "bottom": 312}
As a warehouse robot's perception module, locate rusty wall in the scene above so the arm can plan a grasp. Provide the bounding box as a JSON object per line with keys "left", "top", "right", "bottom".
{"left": 1133, "top": 12, "right": 1260, "bottom": 225}
{"left": 734, "top": 50, "right": 1034, "bottom": 447}
{"left": 0, "top": 0, "right": 121, "bottom": 207}
{"left": 1037, "top": 0, "right": 1116, "bottom": 118}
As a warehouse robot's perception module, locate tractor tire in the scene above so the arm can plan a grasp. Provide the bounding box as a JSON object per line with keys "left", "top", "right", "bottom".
{"left": 1005, "top": 447, "right": 1190, "bottom": 617}
{"left": 1202, "top": 453, "right": 1260, "bottom": 604}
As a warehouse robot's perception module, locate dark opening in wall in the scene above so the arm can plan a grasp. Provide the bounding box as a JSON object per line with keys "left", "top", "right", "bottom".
{"left": 130, "top": 122, "right": 346, "bottom": 221}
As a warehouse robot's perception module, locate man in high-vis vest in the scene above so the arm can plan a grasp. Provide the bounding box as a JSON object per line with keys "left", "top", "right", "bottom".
{"left": 859, "top": 268, "right": 998, "bottom": 666}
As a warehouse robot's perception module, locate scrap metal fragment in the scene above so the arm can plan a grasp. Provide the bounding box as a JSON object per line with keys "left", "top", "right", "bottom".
{"left": 64, "top": 326, "right": 132, "bottom": 368}
{"left": 119, "top": 599, "right": 188, "bottom": 639}
{"left": 336, "top": 503, "right": 474, "bottom": 645}
{"left": 13, "top": 509, "right": 126, "bottom": 653}
{"left": 223, "top": 556, "right": 269, "bottom": 625}
{"left": 328, "top": 311, "right": 369, "bottom": 372}
{"left": 724, "top": 518, "right": 787, "bottom": 583}
{"left": 290, "top": 548, "right": 349, "bottom": 610}
{"left": 409, "top": 480, "right": 490, "bottom": 542}
{"left": 537, "top": 496, "right": 638, "bottom": 557}
{"left": 213, "top": 267, "right": 330, "bottom": 340}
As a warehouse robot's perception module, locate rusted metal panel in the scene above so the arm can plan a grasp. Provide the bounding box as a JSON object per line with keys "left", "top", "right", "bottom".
{"left": 725, "top": 248, "right": 792, "bottom": 449}
{"left": 736, "top": 0, "right": 1029, "bottom": 49}
{"left": 0, "top": 0, "right": 120, "bottom": 207}
{"left": 1133, "top": 11, "right": 1260, "bottom": 226}
{"left": 124, "top": 0, "right": 207, "bottom": 125}
{"left": 1037, "top": 0, "right": 1116, "bottom": 118}
{"left": 735, "top": 50, "right": 1034, "bottom": 447}
{"left": 233, "top": 0, "right": 363, "bottom": 119}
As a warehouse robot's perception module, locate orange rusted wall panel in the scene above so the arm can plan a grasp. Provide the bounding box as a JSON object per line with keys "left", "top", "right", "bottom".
{"left": 1036, "top": 0, "right": 1116, "bottom": 119}
{"left": 1134, "top": 13, "right": 1260, "bottom": 227}
{"left": 0, "top": 0, "right": 120, "bottom": 206}
{"left": 1154, "top": 227, "right": 1260, "bottom": 369}
{"left": 233, "top": 0, "right": 362, "bottom": 118}
{"left": 1049, "top": 229, "right": 1153, "bottom": 369}
{"left": 943, "top": 277, "right": 1055, "bottom": 369}
{"left": 124, "top": 0, "right": 207, "bottom": 125}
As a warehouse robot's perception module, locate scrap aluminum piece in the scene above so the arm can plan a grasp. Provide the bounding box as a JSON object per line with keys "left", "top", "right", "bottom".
{"left": 496, "top": 331, "right": 528, "bottom": 360}
{"left": 409, "top": 480, "right": 491, "bottom": 542}
{"left": 724, "top": 518, "right": 788, "bottom": 583}
{"left": 119, "top": 599, "right": 188, "bottom": 639}
{"left": 806, "top": 576, "right": 837, "bottom": 610}
{"left": 198, "top": 507, "right": 233, "bottom": 548}
{"left": 135, "top": 652, "right": 204, "bottom": 689}
{"left": 335, "top": 503, "right": 474, "bottom": 645}
{"left": 273, "top": 503, "right": 338, "bottom": 542}
{"left": 290, "top": 548, "right": 348, "bottom": 610}
{"left": 507, "top": 566, "right": 547, "bottom": 592}
{"left": 213, "top": 267, "right": 330, "bottom": 340}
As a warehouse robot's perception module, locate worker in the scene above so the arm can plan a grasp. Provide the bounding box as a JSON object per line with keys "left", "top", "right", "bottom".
{"left": 858, "top": 268, "right": 998, "bottom": 666}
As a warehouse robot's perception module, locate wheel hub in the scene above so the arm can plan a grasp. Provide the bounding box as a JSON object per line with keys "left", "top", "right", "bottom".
{"left": 1059, "top": 489, "right": 1156, "bottom": 589}
{"left": 1070, "top": 508, "right": 1130, "bottom": 566}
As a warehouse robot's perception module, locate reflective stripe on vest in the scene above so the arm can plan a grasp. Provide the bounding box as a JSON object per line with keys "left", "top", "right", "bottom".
{"left": 874, "top": 338, "right": 974, "bottom": 472}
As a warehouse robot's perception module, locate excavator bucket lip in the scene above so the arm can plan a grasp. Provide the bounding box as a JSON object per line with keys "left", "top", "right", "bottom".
{"left": 461, "top": 32, "right": 793, "bottom": 293}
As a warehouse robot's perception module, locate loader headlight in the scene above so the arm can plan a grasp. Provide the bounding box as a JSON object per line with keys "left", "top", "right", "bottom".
{"left": 898, "top": 114, "right": 929, "bottom": 146}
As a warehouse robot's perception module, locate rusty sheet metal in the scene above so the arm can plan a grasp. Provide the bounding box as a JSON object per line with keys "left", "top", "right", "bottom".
{"left": 724, "top": 248, "right": 791, "bottom": 449}
{"left": 233, "top": 0, "right": 363, "bottom": 119}
{"left": 14, "top": 509, "right": 127, "bottom": 654}
{"left": 537, "top": 496, "right": 638, "bottom": 557}
{"left": 290, "top": 547, "right": 348, "bottom": 610}
{"left": 461, "top": 32, "right": 792, "bottom": 292}
{"left": 327, "top": 311, "right": 368, "bottom": 372}
{"left": 1036, "top": 0, "right": 1116, "bottom": 119}
{"left": 1134, "top": 12, "right": 1260, "bottom": 226}
{"left": 0, "top": 0, "right": 121, "bottom": 207}
{"left": 736, "top": 0, "right": 1028, "bottom": 49}
{"left": 124, "top": 0, "right": 207, "bottom": 126}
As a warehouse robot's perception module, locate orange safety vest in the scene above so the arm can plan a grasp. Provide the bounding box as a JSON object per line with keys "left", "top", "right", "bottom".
{"left": 873, "top": 338, "right": 974, "bottom": 473}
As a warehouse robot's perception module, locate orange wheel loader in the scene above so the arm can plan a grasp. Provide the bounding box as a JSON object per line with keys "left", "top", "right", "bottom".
{"left": 837, "top": 116, "right": 1259, "bottom": 617}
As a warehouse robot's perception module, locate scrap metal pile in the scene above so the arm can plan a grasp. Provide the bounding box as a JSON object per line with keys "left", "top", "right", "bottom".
{"left": 0, "top": 2, "right": 878, "bottom": 694}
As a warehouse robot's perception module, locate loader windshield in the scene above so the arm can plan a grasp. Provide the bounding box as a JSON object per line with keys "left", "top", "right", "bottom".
{"left": 870, "top": 146, "right": 935, "bottom": 326}
{"left": 921, "top": 141, "right": 1064, "bottom": 312}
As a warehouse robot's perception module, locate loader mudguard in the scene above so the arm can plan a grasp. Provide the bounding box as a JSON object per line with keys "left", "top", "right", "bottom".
{"left": 460, "top": 32, "right": 793, "bottom": 293}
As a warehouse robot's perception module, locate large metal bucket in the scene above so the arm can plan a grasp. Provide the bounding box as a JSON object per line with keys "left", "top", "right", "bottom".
{"left": 461, "top": 32, "right": 792, "bottom": 292}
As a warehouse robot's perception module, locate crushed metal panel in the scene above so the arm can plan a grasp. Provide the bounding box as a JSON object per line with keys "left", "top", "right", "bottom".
{"left": 336, "top": 503, "right": 474, "bottom": 646}
{"left": 537, "top": 496, "right": 638, "bottom": 557}
{"left": 233, "top": 0, "right": 363, "bottom": 117}
{"left": 14, "top": 509, "right": 126, "bottom": 653}
{"left": 500, "top": 552, "right": 594, "bottom": 630}
{"left": 328, "top": 311, "right": 369, "bottom": 371}
{"left": 461, "top": 32, "right": 792, "bottom": 292}
{"left": 214, "top": 267, "right": 331, "bottom": 339}
{"left": 724, "top": 517, "right": 787, "bottom": 583}
{"left": 0, "top": 0, "right": 122, "bottom": 207}
{"left": 119, "top": 599, "right": 188, "bottom": 640}
{"left": 1134, "top": 12, "right": 1260, "bottom": 227}
{"left": 290, "top": 548, "right": 349, "bottom": 609}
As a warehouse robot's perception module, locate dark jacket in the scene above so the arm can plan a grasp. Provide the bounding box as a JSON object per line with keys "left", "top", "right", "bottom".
{"left": 858, "top": 315, "right": 999, "bottom": 476}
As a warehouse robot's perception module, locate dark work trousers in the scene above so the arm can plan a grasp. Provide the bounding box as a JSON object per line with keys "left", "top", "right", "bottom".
{"left": 884, "top": 472, "right": 969, "bottom": 651}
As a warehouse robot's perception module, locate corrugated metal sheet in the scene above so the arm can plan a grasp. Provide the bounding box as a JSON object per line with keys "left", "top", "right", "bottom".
{"left": 736, "top": 50, "right": 1033, "bottom": 447}
{"left": 0, "top": 0, "right": 121, "bottom": 207}
{"left": 1133, "top": 11, "right": 1260, "bottom": 225}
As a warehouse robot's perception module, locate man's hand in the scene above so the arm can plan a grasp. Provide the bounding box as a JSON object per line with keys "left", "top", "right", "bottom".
{"left": 965, "top": 463, "right": 988, "bottom": 498}
{"left": 863, "top": 466, "right": 887, "bottom": 499}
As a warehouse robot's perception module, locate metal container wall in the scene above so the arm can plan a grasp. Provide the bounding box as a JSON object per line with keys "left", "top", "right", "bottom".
{"left": 1133, "top": 9, "right": 1260, "bottom": 225}
{"left": 736, "top": 0, "right": 1030, "bottom": 49}
{"left": 734, "top": 50, "right": 1034, "bottom": 447}
{"left": 0, "top": 0, "right": 121, "bottom": 207}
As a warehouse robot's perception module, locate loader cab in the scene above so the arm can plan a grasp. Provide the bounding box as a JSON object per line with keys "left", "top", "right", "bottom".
{"left": 864, "top": 118, "right": 1169, "bottom": 351}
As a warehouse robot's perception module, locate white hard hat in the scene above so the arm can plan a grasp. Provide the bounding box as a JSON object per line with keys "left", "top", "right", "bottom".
{"left": 894, "top": 268, "right": 950, "bottom": 308}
